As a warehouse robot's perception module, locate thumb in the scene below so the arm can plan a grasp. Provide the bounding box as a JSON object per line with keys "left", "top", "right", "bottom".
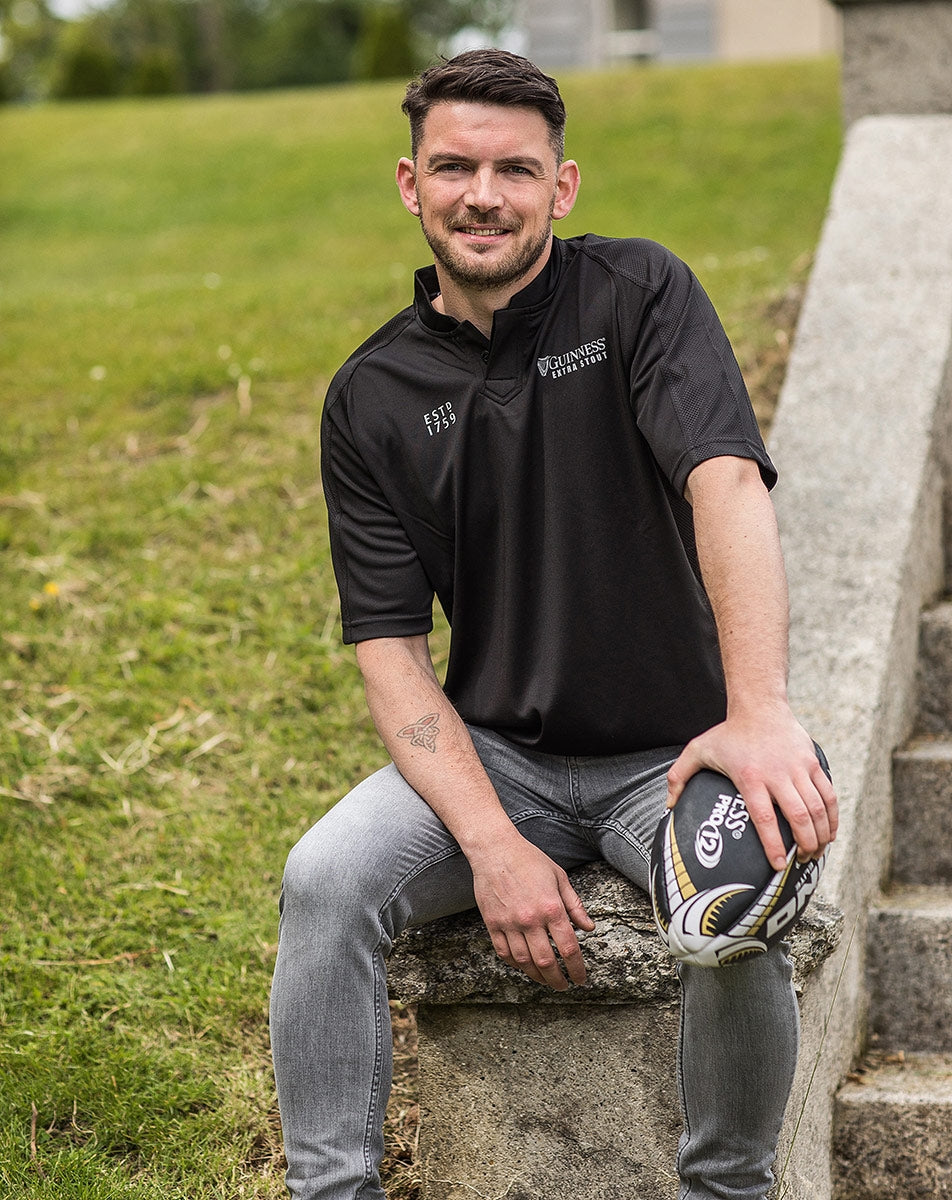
{"left": 666, "top": 742, "right": 702, "bottom": 809}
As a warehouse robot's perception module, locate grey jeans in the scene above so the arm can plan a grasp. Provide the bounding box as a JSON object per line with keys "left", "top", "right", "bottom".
{"left": 269, "top": 725, "right": 799, "bottom": 1200}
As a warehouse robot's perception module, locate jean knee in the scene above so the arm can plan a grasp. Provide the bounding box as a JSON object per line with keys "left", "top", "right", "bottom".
{"left": 280, "top": 823, "right": 351, "bottom": 922}
{"left": 282, "top": 808, "right": 408, "bottom": 941}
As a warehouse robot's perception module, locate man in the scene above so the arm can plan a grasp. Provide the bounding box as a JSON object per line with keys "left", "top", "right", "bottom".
{"left": 270, "top": 48, "right": 838, "bottom": 1200}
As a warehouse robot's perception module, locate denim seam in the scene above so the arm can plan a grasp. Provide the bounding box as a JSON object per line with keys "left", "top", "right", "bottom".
{"left": 359, "top": 845, "right": 473, "bottom": 1200}
{"left": 675, "top": 961, "right": 692, "bottom": 1200}
{"left": 356, "top": 939, "right": 388, "bottom": 1199}
{"left": 510, "top": 807, "right": 593, "bottom": 828}
{"left": 514, "top": 808, "right": 655, "bottom": 869}
{"left": 582, "top": 816, "right": 653, "bottom": 870}
{"left": 377, "top": 842, "right": 466, "bottom": 914}
{"left": 566, "top": 756, "right": 583, "bottom": 818}
{"left": 510, "top": 809, "right": 608, "bottom": 858}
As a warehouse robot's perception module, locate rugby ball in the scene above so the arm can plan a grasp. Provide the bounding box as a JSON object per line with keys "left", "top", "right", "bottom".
{"left": 650, "top": 768, "right": 826, "bottom": 967}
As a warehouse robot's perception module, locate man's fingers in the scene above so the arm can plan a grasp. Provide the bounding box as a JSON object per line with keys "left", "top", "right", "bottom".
{"left": 476, "top": 851, "right": 593, "bottom": 991}
{"left": 548, "top": 914, "right": 587, "bottom": 986}
{"left": 799, "top": 780, "right": 834, "bottom": 854}
{"left": 773, "top": 784, "right": 823, "bottom": 863}
{"left": 770, "top": 756, "right": 838, "bottom": 861}
{"left": 489, "top": 916, "right": 587, "bottom": 990}
{"left": 524, "top": 927, "right": 573, "bottom": 990}
{"left": 499, "top": 927, "right": 571, "bottom": 991}
{"left": 559, "top": 877, "right": 595, "bottom": 933}
{"left": 491, "top": 930, "right": 550, "bottom": 987}
{"left": 743, "top": 785, "right": 791, "bottom": 871}
{"left": 812, "top": 758, "right": 839, "bottom": 839}
{"left": 748, "top": 772, "right": 839, "bottom": 869}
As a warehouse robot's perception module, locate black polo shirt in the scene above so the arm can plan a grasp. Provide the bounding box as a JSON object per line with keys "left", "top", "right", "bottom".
{"left": 321, "top": 234, "right": 776, "bottom": 755}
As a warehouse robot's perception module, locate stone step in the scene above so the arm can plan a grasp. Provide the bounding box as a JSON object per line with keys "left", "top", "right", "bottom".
{"left": 867, "top": 885, "right": 952, "bottom": 1051}
{"left": 832, "top": 1052, "right": 952, "bottom": 1199}
{"left": 892, "top": 738, "right": 952, "bottom": 883}
{"left": 917, "top": 600, "right": 952, "bottom": 734}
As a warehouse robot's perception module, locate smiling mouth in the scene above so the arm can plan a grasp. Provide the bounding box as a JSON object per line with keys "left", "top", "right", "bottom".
{"left": 454, "top": 225, "right": 512, "bottom": 237}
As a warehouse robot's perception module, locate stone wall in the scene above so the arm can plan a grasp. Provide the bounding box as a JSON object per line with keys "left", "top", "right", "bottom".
{"left": 768, "top": 113, "right": 952, "bottom": 1198}
{"left": 833, "top": 0, "right": 952, "bottom": 124}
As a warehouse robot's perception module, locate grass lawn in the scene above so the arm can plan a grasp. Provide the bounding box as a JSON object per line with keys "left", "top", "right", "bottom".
{"left": 0, "top": 57, "right": 840, "bottom": 1198}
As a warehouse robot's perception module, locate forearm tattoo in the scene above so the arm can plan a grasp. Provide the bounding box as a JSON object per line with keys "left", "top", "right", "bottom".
{"left": 397, "top": 713, "right": 440, "bottom": 753}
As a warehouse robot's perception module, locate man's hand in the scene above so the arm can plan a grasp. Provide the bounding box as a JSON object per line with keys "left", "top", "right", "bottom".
{"left": 666, "top": 704, "right": 838, "bottom": 872}
{"left": 470, "top": 836, "right": 595, "bottom": 991}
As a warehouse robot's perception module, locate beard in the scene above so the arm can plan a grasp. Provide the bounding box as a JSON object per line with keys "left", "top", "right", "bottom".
{"left": 418, "top": 206, "right": 554, "bottom": 293}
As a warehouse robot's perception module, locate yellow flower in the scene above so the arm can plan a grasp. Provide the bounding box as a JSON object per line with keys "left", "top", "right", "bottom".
{"left": 43, "top": 581, "right": 60, "bottom": 597}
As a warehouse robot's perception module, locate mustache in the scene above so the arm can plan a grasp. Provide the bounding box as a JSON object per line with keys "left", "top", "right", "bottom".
{"left": 447, "top": 212, "right": 518, "bottom": 231}
{"left": 447, "top": 221, "right": 519, "bottom": 233}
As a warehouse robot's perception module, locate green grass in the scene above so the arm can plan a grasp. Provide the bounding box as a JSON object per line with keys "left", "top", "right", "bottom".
{"left": 0, "top": 58, "right": 840, "bottom": 1198}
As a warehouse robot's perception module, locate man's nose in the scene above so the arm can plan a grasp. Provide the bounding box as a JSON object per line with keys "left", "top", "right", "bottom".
{"left": 464, "top": 168, "right": 502, "bottom": 212}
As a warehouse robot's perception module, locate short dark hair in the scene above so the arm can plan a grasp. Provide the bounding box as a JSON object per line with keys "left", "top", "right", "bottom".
{"left": 401, "top": 49, "right": 566, "bottom": 162}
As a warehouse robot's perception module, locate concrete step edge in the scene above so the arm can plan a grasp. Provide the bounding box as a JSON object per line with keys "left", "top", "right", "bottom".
{"left": 894, "top": 735, "right": 952, "bottom": 764}
{"left": 921, "top": 597, "right": 952, "bottom": 624}
{"left": 870, "top": 883, "right": 952, "bottom": 917}
{"left": 836, "top": 1052, "right": 952, "bottom": 1105}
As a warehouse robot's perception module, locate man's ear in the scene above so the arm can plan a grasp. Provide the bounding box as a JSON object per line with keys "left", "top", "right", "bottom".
{"left": 553, "top": 159, "right": 581, "bottom": 221}
{"left": 396, "top": 158, "right": 420, "bottom": 217}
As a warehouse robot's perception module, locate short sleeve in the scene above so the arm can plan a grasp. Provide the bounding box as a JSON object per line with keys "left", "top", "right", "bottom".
{"left": 321, "top": 390, "right": 434, "bottom": 644}
{"left": 629, "top": 252, "right": 777, "bottom": 496}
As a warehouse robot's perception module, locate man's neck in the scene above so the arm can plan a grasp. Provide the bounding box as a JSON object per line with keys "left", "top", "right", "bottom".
{"left": 430, "top": 281, "right": 505, "bottom": 339}
{"left": 430, "top": 239, "right": 553, "bottom": 339}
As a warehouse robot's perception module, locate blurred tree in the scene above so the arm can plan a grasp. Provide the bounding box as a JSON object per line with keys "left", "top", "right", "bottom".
{"left": 352, "top": 2, "right": 415, "bottom": 80}
{"left": 0, "top": 0, "right": 515, "bottom": 101}
{"left": 0, "top": 0, "right": 61, "bottom": 101}
{"left": 127, "top": 42, "right": 183, "bottom": 90}
{"left": 154, "top": 0, "right": 235, "bottom": 93}
{"left": 234, "top": 0, "right": 360, "bottom": 89}
{"left": 51, "top": 13, "right": 122, "bottom": 96}
{"left": 105, "top": 0, "right": 188, "bottom": 90}
{"left": 195, "top": 0, "right": 228, "bottom": 89}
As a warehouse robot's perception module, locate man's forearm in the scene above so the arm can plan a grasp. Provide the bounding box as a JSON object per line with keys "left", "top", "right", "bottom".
{"left": 354, "top": 634, "right": 594, "bottom": 989}
{"left": 670, "top": 455, "right": 838, "bottom": 868}
{"left": 355, "top": 635, "right": 518, "bottom": 860}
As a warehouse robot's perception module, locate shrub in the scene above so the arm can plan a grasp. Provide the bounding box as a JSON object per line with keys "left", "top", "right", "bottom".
{"left": 127, "top": 44, "right": 185, "bottom": 93}
{"left": 353, "top": 3, "right": 417, "bottom": 81}
{"left": 52, "top": 17, "right": 122, "bottom": 97}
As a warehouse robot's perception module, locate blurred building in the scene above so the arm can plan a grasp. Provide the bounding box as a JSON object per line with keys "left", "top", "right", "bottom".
{"left": 516, "top": 0, "right": 841, "bottom": 66}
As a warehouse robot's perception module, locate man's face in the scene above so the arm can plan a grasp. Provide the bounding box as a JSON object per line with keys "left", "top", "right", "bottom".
{"left": 396, "top": 102, "right": 579, "bottom": 295}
